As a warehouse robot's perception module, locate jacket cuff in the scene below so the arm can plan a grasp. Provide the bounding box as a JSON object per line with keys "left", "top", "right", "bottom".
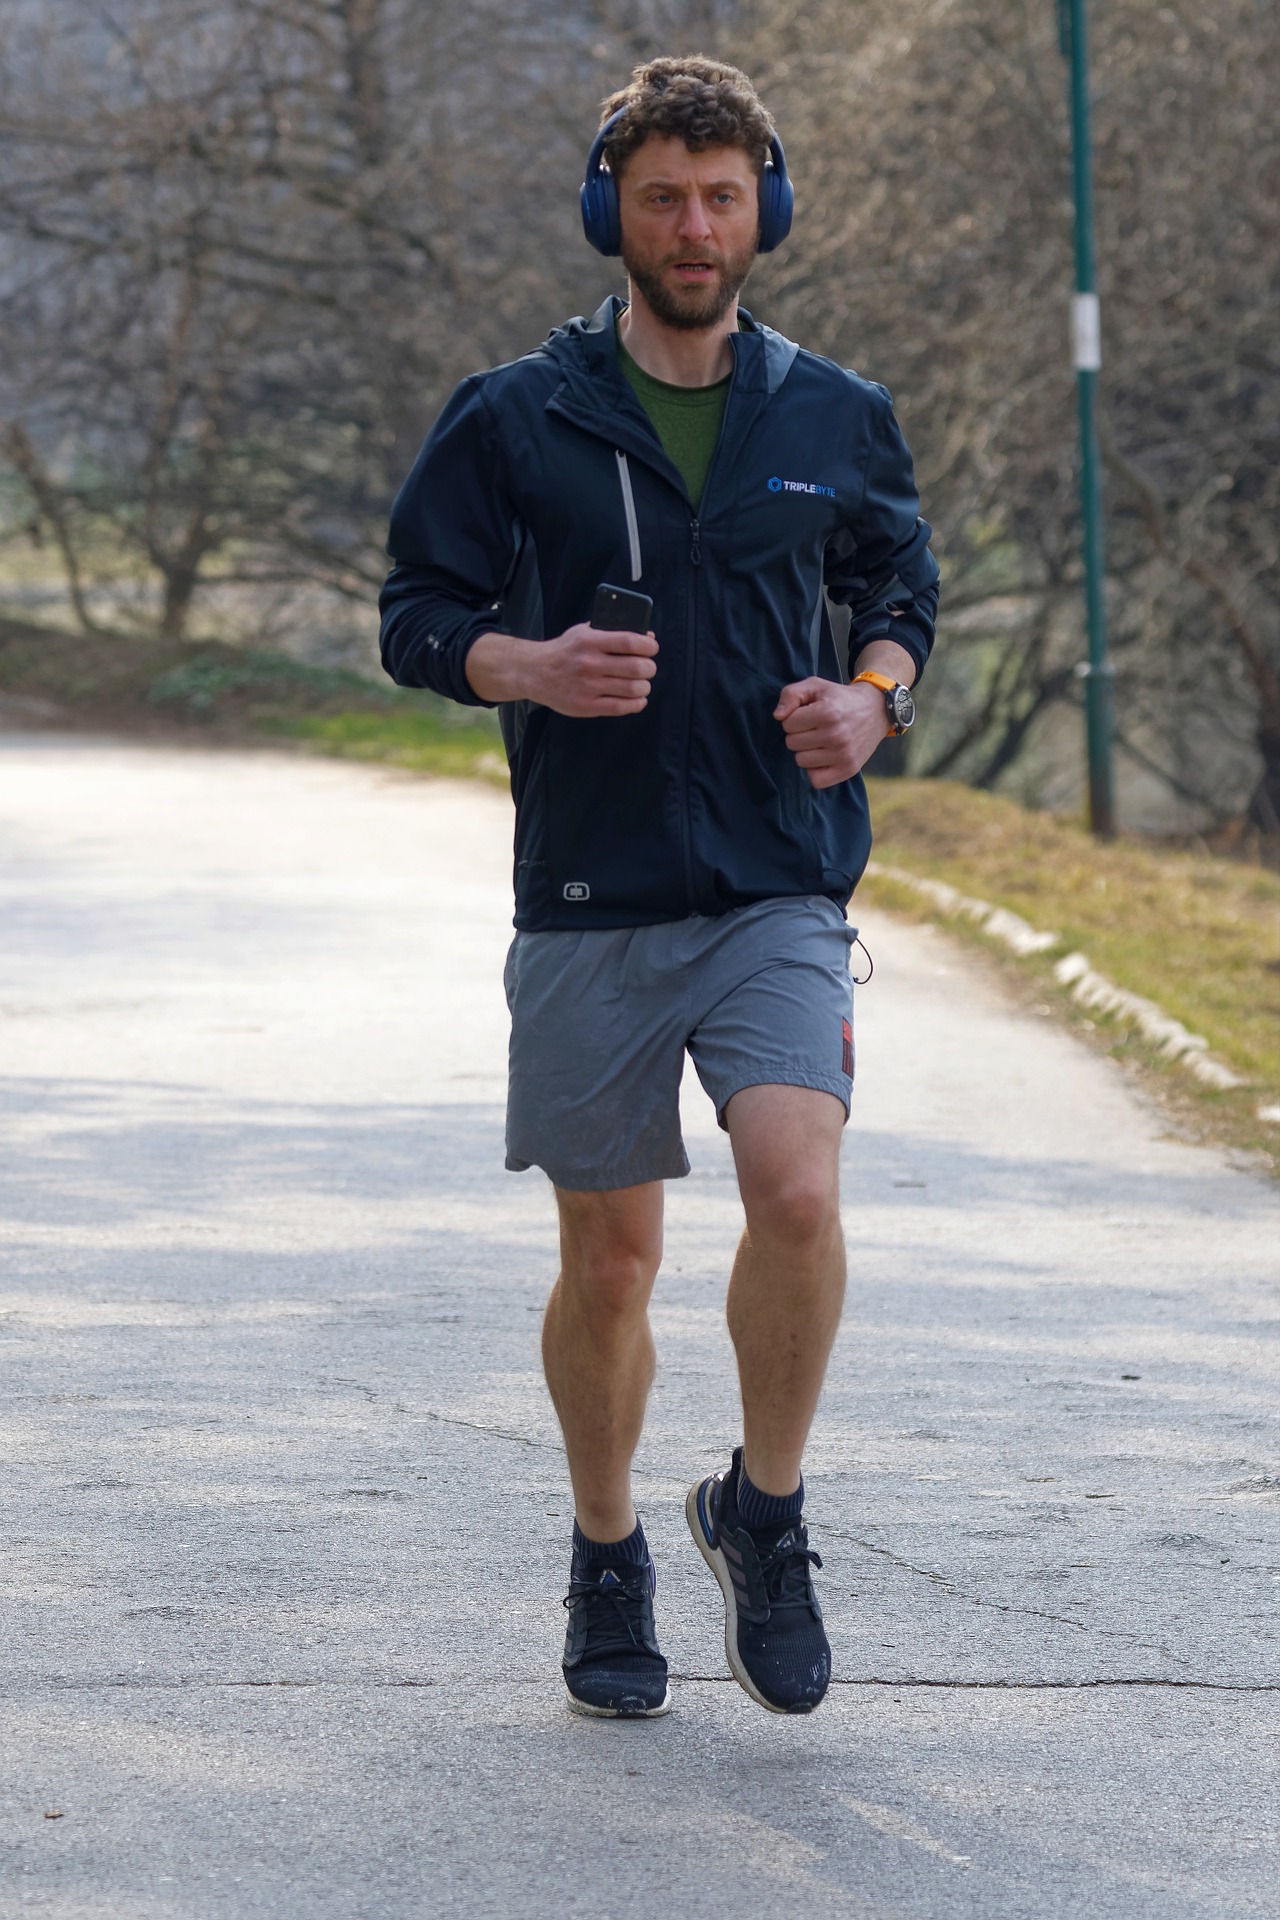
{"left": 452, "top": 622, "right": 500, "bottom": 708}
{"left": 851, "top": 617, "right": 931, "bottom": 685}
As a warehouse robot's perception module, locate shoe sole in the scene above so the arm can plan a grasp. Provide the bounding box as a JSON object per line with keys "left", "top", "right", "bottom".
{"left": 563, "top": 1681, "right": 672, "bottom": 1719}
{"left": 686, "top": 1480, "right": 805, "bottom": 1716}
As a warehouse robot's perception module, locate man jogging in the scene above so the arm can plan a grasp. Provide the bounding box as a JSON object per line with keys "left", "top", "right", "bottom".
{"left": 380, "top": 57, "right": 939, "bottom": 1719}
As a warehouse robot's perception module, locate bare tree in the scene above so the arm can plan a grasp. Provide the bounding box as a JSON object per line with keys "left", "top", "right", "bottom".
{"left": 0, "top": 0, "right": 668, "bottom": 642}
{"left": 735, "top": 0, "right": 1278, "bottom": 826}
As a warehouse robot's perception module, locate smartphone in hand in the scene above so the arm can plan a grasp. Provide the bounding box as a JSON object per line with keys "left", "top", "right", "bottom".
{"left": 591, "top": 583, "right": 653, "bottom": 633}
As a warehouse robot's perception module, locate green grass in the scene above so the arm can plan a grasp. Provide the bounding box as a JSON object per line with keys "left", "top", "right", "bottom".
{"left": 265, "top": 707, "right": 509, "bottom": 785}
{"left": 0, "top": 621, "right": 510, "bottom": 786}
{"left": 149, "top": 651, "right": 394, "bottom": 713}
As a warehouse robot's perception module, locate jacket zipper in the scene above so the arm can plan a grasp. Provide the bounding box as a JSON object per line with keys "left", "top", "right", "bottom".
{"left": 615, "top": 442, "right": 702, "bottom": 914}
{"left": 679, "top": 355, "right": 736, "bottom": 910}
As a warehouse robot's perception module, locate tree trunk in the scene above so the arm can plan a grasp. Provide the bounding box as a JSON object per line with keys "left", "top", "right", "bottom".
{"left": 159, "top": 563, "right": 199, "bottom": 644}
{"left": 1, "top": 422, "right": 102, "bottom": 635}
{"left": 1249, "top": 723, "right": 1280, "bottom": 837}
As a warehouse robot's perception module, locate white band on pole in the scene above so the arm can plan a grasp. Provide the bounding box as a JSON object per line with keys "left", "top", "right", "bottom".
{"left": 1071, "top": 292, "right": 1101, "bottom": 371}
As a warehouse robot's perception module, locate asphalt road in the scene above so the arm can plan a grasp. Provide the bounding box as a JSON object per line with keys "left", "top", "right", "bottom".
{"left": 1, "top": 734, "right": 1277, "bottom": 1920}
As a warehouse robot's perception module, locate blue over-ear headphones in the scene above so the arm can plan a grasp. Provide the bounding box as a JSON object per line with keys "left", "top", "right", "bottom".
{"left": 579, "top": 108, "right": 794, "bottom": 257}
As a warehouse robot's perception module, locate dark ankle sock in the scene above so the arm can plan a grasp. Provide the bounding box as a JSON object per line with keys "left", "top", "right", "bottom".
{"left": 573, "top": 1517, "right": 649, "bottom": 1567}
{"left": 737, "top": 1463, "right": 804, "bottom": 1532}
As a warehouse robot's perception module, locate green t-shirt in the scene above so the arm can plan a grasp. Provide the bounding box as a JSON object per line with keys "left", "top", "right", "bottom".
{"left": 617, "top": 329, "right": 729, "bottom": 513}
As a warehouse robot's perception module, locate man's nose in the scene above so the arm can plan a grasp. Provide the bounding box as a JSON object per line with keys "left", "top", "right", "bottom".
{"left": 677, "top": 195, "right": 714, "bottom": 243}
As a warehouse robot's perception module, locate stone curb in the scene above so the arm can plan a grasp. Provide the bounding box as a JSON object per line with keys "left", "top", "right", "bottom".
{"left": 863, "top": 859, "right": 1258, "bottom": 1103}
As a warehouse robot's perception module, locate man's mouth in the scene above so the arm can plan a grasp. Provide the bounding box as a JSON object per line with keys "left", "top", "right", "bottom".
{"left": 671, "top": 260, "right": 719, "bottom": 282}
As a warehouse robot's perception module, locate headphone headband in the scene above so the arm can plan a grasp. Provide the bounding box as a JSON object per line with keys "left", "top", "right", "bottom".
{"left": 580, "top": 112, "right": 793, "bottom": 257}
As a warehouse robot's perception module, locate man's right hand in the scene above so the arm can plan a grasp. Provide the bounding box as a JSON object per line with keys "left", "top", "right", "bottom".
{"left": 526, "top": 622, "right": 659, "bottom": 717}
{"left": 465, "top": 625, "right": 658, "bottom": 715}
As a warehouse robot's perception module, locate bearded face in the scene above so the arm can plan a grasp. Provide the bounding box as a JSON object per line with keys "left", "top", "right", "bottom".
{"left": 620, "top": 225, "right": 758, "bottom": 332}
{"left": 615, "top": 136, "right": 761, "bottom": 333}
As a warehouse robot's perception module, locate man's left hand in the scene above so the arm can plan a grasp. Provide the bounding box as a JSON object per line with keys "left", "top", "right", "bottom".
{"left": 774, "top": 677, "right": 889, "bottom": 789}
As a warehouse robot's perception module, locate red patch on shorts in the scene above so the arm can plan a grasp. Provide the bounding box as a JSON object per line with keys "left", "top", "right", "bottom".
{"left": 841, "top": 1018, "right": 854, "bottom": 1078}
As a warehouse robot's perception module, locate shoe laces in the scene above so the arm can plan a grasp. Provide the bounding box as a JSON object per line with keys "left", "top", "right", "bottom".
{"left": 563, "top": 1565, "right": 650, "bottom": 1654}
{"left": 756, "top": 1528, "right": 823, "bottom": 1614}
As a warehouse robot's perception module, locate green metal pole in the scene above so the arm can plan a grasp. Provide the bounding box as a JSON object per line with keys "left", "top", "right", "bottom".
{"left": 1058, "top": 0, "right": 1115, "bottom": 836}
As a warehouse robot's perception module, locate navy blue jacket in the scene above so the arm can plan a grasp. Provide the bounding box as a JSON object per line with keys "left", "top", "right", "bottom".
{"left": 380, "top": 296, "right": 939, "bottom": 930}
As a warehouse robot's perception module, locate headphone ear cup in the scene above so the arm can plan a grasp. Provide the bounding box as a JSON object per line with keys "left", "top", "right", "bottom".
{"left": 757, "top": 162, "right": 794, "bottom": 254}
{"left": 580, "top": 162, "right": 622, "bottom": 255}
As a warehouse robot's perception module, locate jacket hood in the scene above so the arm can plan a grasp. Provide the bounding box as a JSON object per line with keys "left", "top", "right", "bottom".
{"left": 536, "top": 296, "right": 628, "bottom": 398}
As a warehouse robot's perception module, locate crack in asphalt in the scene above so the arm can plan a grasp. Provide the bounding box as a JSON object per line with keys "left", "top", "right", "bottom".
{"left": 344, "top": 1399, "right": 1243, "bottom": 1680}
{"left": 819, "top": 1523, "right": 1196, "bottom": 1669}
{"left": 324, "top": 1386, "right": 555, "bottom": 1453}
{"left": 827, "top": 1677, "right": 1280, "bottom": 1692}
{"left": 25, "top": 1674, "right": 1280, "bottom": 1692}
{"left": 421, "top": 1407, "right": 558, "bottom": 1451}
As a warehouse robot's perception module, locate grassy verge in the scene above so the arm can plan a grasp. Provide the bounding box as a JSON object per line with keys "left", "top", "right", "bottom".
{"left": 262, "top": 708, "right": 509, "bottom": 785}
{"left": 862, "top": 778, "right": 1280, "bottom": 1169}
{"left": 0, "top": 617, "right": 506, "bottom": 778}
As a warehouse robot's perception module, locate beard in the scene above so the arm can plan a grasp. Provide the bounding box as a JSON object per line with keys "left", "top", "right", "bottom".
{"left": 621, "top": 233, "right": 757, "bottom": 332}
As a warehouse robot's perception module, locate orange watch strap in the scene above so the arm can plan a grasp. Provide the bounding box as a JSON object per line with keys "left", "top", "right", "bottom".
{"left": 852, "top": 670, "right": 897, "bottom": 694}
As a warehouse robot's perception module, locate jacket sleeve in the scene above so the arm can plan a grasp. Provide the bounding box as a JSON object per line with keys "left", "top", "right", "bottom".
{"left": 825, "top": 386, "right": 940, "bottom": 683}
{"left": 378, "top": 377, "right": 518, "bottom": 708}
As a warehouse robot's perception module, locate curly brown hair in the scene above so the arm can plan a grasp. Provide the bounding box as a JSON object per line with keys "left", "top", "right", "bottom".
{"left": 599, "top": 56, "right": 775, "bottom": 181}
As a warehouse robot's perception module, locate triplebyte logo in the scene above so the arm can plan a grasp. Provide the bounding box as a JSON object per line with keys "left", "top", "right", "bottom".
{"left": 768, "top": 475, "right": 836, "bottom": 498}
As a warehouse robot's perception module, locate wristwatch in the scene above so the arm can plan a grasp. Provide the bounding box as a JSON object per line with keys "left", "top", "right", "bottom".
{"left": 852, "top": 670, "right": 915, "bottom": 736}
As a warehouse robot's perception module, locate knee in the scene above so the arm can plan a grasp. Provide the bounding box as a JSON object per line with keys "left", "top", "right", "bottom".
{"left": 558, "top": 1218, "right": 662, "bottom": 1322}
{"left": 572, "top": 1249, "right": 660, "bottom": 1321}
{"left": 743, "top": 1175, "right": 840, "bottom": 1255}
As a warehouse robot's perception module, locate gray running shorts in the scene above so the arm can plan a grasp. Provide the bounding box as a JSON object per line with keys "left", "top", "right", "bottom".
{"left": 503, "top": 894, "right": 858, "bottom": 1191}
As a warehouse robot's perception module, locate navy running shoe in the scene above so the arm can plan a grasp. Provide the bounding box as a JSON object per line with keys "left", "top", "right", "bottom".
{"left": 687, "top": 1446, "right": 831, "bottom": 1714}
{"left": 561, "top": 1542, "right": 672, "bottom": 1718}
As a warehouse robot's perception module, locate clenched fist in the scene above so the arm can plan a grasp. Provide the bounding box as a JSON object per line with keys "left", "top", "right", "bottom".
{"left": 774, "top": 677, "right": 890, "bottom": 789}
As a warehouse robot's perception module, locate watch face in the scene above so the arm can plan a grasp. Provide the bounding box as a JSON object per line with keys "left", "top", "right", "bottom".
{"left": 891, "top": 685, "right": 915, "bottom": 730}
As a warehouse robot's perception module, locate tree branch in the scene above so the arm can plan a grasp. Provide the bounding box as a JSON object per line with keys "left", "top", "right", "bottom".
{"left": 1099, "top": 415, "right": 1280, "bottom": 726}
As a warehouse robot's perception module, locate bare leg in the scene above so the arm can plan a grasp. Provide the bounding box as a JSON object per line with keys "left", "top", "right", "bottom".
{"left": 723, "top": 1085, "right": 846, "bottom": 1496}
{"left": 542, "top": 1182, "right": 665, "bottom": 1542}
